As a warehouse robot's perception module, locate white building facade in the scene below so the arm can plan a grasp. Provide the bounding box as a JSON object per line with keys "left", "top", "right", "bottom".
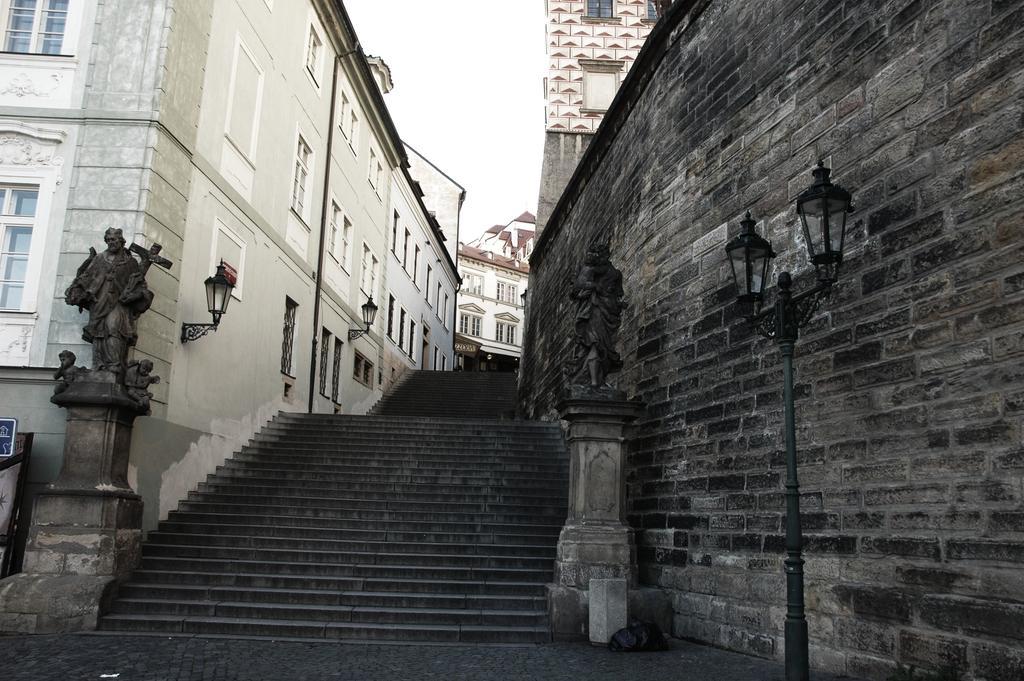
{"left": 455, "top": 212, "right": 534, "bottom": 373}
{"left": 0, "top": 0, "right": 459, "bottom": 541}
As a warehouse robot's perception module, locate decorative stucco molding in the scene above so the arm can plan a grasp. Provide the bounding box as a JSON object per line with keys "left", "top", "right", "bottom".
{"left": 0, "top": 72, "right": 63, "bottom": 99}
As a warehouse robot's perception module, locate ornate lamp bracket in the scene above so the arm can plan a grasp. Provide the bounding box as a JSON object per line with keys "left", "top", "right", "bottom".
{"left": 181, "top": 322, "right": 219, "bottom": 344}
{"left": 748, "top": 272, "right": 833, "bottom": 343}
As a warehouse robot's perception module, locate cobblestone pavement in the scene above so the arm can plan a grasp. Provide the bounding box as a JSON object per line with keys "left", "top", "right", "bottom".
{"left": 0, "top": 634, "right": 864, "bottom": 681}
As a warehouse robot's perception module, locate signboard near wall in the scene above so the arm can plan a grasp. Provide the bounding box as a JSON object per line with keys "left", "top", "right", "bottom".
{"left": 0, "top": 431, "right": 32, "bottom": 578}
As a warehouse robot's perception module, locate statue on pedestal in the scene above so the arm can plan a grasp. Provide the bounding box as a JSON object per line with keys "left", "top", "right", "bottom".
{"left": 568, "top": 241, "right": 626, "bottom": 389}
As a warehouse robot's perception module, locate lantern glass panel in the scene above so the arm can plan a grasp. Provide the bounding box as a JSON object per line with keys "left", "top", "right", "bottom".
{"left": 828, "top": 198, "right": 848, "bottom": 252}
{"left": 361, "top": 299, "right": 378, "bottom": 327}
{"left": 213, "top": 280, "right": 231, "bottom": 315}
{"left": 800, "top": 196, "right": 826, "bottom": 259}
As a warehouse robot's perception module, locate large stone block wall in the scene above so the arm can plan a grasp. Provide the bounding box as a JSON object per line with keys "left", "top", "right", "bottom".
{"left": 520, "top": 1, "right": 1024, "bottom": 679}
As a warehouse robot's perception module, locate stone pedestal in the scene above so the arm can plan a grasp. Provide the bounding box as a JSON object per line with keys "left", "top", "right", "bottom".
{"left": 0, "top": 377, "right": 144, "bottom": 634}
{"left": 549, "top": 390, "right": 669, "bottom": 642}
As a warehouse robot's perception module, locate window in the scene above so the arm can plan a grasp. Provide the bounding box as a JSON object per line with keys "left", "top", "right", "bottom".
{"left": 386, "top": 294, "right": 395, "bottom": 339}
{"left": 353, "top": 351, "right": 373, "bottom": 387}
{"left": 328, "top": 202, "right": 340, "bottom": 259}
{"left": 459, "top": 314, "right": 481, "bottom": 337}
{"left": 331, "top": 337, "right": 342, "bottom": 402}
{"left": 464, "top": 273, "right": 484, "bottom": 296}
{"left": 291, "top": 135, "right": 312, "bottom": 219}
{"left": 368, "top": 148, "right": 383, "bottom": 193}
{"left": 408, "top": 321, "right": 415, "bottom": 360}
{"left": 398, "top": 309, "right": 406, "bottom": 350}
{"left": 341, "top": 216, "right": 352, "bottom": 269}
{"left": 305, "top": 24, "right": 323, "bottom": 84}
{"left": 402, "top": 230, "right": 410, "bottom": 269}
{"left": 0, "top": 186, "right": 38, "bottom": 311}
{"left": 338, "top": 92, "right": 359, "bottom": 149}
{"left": 432, "top": 346, "right": 438, "bottom": 371}
{"left": 281, "top": 297, "right": 298, "bottom": 376}
{"left": 413, "top": 246, "right": 420, "bottom": 286}
{"left": 586, "top": 0, "right": 614, "bottom": 18}
{"left": 441, "top": 354, "right": 447, "bottom": 371}
{"left": 360, "top": 244, "right": 378, "bottom": 297}
{"left": 496, "top": 281, "right": 518, "bottom": 304}
{"left": 581, "top": 59, "right": 623, "bottom": 112}
{"left": 496, "top": 322, "right": 517, "bottom": 345}
{"left": 319, "top": 328, "right": 331, "bottom": 396}
{"left": 4, "top": 0, "right": 68, "bottom": 55}
{"left": 442, "top": 293, "right": 449, "bottom": 328}
{"left": 391, "top": 211, "right": 399, "bottom": 254}
{"left": 425, "top": 266, "right": 432, "bottom": 304}
{"left": 435, "top": 282, "right": 442, "bottom": 312}
{"left": 226, "top": 39, "right": 263, "bottom": 159}
{"left": 647, "top": 0, "right": 658, "bottom": 19}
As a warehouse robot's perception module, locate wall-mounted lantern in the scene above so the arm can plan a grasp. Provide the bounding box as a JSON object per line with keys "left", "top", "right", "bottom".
{"left": 347, "top": 296, "right": 379, "bottom": 340}
{"left": 180, "top": 262, "right": 235, "bottom": 343}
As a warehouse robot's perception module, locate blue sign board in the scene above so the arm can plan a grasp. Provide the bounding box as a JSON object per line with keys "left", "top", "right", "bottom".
{"left": 0, "top": 418, "right": 16, "bottom": 458}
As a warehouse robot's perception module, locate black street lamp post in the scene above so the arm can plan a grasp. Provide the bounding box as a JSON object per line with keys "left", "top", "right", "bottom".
{"left": 724, "top": 162, "right": 853, "bottom": 681}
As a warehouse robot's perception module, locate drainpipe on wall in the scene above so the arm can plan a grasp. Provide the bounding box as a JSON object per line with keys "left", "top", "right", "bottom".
{"left": 307, "top": 54, "right": 341, "bottom": 414}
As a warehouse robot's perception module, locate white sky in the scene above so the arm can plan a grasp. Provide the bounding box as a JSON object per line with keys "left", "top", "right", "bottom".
{"left": 343, "top": 0, "right": 548, "bottom": 242}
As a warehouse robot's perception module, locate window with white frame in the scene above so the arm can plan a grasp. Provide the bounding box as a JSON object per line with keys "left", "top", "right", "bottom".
{"left": 646, "top": 0, "right": 658, "bottom": 19}
{"left": 402, "top": 229, "right": 410, "bottom": 269}
{"left": 305, "top": 23, "right": 323, "bottom": 85}
{"left": 425, "top": 266, "right": 432, "bottom": 304}
{"left": 281, "top": 297, "right": 298, "bottom": 376}
{"left": 496, "top": 280, "right": 518, "bottom": 304}
{"left": 391, "top": 211, "right": 399, "bottom": 255}
{"left": 4, "top": 0, "right": 68, "bottom": 55}
{"left": 496, "top": 322, "right": 517, "bottom": 345}
{"left": 459, "top": 314, "right": 481, "bottom": 337}
{"left": 360, "top": 244, "right": 378, "bottom": 297}
{"left": 464, "top": 272, "right": 484, "bottom": 296}
{"left": 328, "top": 203, "right": 352, "bottom": 269}
{"left": 442, "top": 293, "right": 449, "bottom": 328}
{"left": 398, "top": 308, "right": 406, "bottom": 350}
{"left": 435, "top": 282, "right": 442, "bottom": 312}
{"left": 291, "top": 135, "right": 312, "bottom": 219}
{"left": 368, "top": 148, "right": 382, "bottom": 192}
{"left": 408, "top": 321, "right": 415, "bottom": 360}
{"left": 328, "top": 202, "right": 340, "bottom": 259}
{"left": 0, "top": 185, "right": 37, "bottom": 311}
{"left": 353, "top": 350, "right": 373, "bottom": 387}
{"left": 412, "top": 246, "right": 420, "bottom": 286}
{"left": 338, "top": 92, "right": 359, "bottom": 150}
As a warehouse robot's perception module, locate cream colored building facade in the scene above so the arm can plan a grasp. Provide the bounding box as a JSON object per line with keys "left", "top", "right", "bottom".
{"left": 0, "top": 0, "right": 458, "bottom": 540}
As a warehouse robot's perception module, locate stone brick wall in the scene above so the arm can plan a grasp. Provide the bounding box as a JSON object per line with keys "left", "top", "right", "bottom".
{"left": 520, "top": 1, "right": 1024, "bottom": 679}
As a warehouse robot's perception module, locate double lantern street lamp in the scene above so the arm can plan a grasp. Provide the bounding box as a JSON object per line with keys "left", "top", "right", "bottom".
{"left": 724, "top": 162, "right": 853, "bottom": 681}
{"left": 180, "top": 261, "right": 236, "bottom": 343}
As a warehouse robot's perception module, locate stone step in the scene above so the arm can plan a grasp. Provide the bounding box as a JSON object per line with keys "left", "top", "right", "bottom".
{"left": 145, "top": 532, "right": 557, "bottom": 558}
{"left": 272, "top": 415, "right": 548, "bottom": 430}
{"left": 109, "top": 599, "right": 546, "bottom": 627}
{"left": 163, "top": 511, "right": 563, "bottom": 535}
{"left": 156, "top": 521, "right": 560, "bottom": 545}
{"left": 210, "top": 466, "right": 566, "bottom": 489}
{"left": 138, "top": 556, "right": 553, "bottom": 583}
{"left": 217, "top": 460, "right": 564, "bottom": 482}
{"left": 232, "top": 453, "right": 568, "bottom": 473}
{"left": 117, "top": 583, "right": 545, "bottom": 611}
{"left": 194, "top": 482, "right": 566, "bottom": 506}
{"left": 174, "top": 501, "right": 563, "bottom": 525}
{"left": 141, "top": 544, "right": 556, "bottom": 569}
{"left": 185, "top": 491, "right": 567, "bottom": 517}
{"left": 130, "top": 570, "right": 549, "bottom": 595}
{"left": 98, "top": 614, "right": 548, "bottom": 644}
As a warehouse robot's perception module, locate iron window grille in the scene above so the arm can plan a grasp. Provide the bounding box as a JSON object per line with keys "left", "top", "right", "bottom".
{"left": 331, "top": 337, "right": 342, "bottom": 402}
{"left": 319, "top": 328, "right": 331, "bottom": 396}
{"left": 281, "top": 297, "right": 298, "bottom": 376}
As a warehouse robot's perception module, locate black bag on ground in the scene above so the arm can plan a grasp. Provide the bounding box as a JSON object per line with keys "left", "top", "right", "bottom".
{"left": 607, "top": 619, "right": 669, "bottom": 651}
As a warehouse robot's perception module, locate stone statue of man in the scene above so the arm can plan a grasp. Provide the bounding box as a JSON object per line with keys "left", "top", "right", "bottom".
{"left": 569, "top": 241, "right": 625, "bottom": 388}
{"left": 64, "top": 228, "right": 155, "bottom": 376}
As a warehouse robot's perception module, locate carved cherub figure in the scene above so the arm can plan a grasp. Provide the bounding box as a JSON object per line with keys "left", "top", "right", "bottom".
{"left": 124, "top": 358, "right": 160, "bottom": 412}
{"left": 53, "top": 350, "right": 83, "bottom": 395}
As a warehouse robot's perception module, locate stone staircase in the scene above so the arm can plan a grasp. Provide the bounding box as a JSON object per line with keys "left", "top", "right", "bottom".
{"left": 97, "top": 372, "right": 568, "bottom": 643}
{"left": 371, "top": 370, "right": 519, "bottom": 418}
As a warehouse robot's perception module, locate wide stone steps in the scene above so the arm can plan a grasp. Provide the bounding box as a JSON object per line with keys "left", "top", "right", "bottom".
{"left": 100, "top": 373, "right": 566, "bottom": 644}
